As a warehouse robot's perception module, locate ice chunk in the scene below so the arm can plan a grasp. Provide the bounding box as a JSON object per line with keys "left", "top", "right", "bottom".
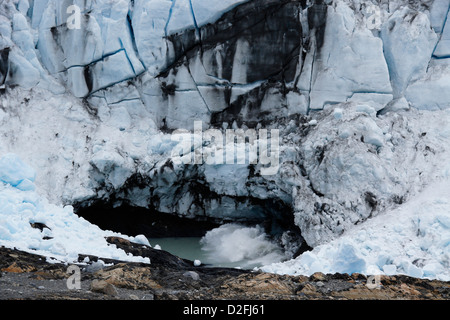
{"left": 406, "top": 64, "right": 450, "bottom": 110}
{"left": 347, "top": 93, "right": 393, "bottom": 112}
{"left": 109, "top": 107, "right": 132, "bottom": 131}
{"left": 383, "top": 264, "right": 397, "bottom": 275}
{"left": 7, "top": 50, "right": 41, "bottom": 89}
{"left": 309, "top": 2, "right": 392, "bottom": 109}
{"left": 333, "top": 108, "right": 343, "bottom": 120}
{"left": 0, "top": 154, "right": 36, "bottom": 187}
{"left": 262, "top": 179, "right": 450, "bottom": 281}
{"left": 183, "top": 271, "right": 200, "bottom": 281}
{"left": 286, "top": 91, "right": 308, "bottom": 115}
{"left": 67, "top": 67, "right": 90, "bottom": 98}
{"left": 15, "top": 179, "right": 35, "bottom": 192}
{"left": 17, "top": 0, "right": 30, "bottom": 16}
{"left": 331, "top": 243, "right": 366, "bottom": 274}
{"left": 134, "top": 234, "right": 151, "bottom": 247}
{"left": 405, "top": 262, "right": 424, "bottom": 279}
{"left": 90, "top": 149, "right": 134, "bottom": 189}
{"left": 358, "top": 117, "right": 384, "bottom": 147}
{"left": 204, "top": 165, "right": 250, "bottom": 197}
{"left": 434, "top": 17, "right": 450, "bottom": 58}
{"left": 430, "top": 0, "right": 450, "bottom": 33}
{"left": 131, "top": 0, "right": 173, "bottom": 75}
{"left": 381, "top": 8, "right": 437, "bottom": 97}
{"left": 423, "top": 262, "right": 445, "bottom": 278}
{"left": 166, "top": 0, "right": 196, "bottom": 34}
{"left": 355, "top": 105, "right": 376, "bottom": 117}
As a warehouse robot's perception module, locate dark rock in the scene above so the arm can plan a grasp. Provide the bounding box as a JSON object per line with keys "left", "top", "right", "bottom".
{"left": 364, "top": 192, "right": 378, "bottom": 210}
{"left": 309, "top": 272, "right": 326, "bottom": 282}
{"left": 183, "top": 271, "right": 200, "bottom": 281}
{"left": 30, "top": 222, "right": 51, "bottom": 232}
{"left": 0, "top": 47, "right": 10, "bottom": 86}
{"left": 105, "top": 236, "right": 195, "bottom": 270}
{"left": 1, "top": 243, "right": 449, "bottom": 300}
{"left": 90, "top": 279, "right": 118, "bottom": 296}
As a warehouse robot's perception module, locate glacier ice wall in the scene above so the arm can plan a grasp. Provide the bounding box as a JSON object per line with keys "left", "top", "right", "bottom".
{"left": 1, "top": 0, "right": 450, "bottom": 251}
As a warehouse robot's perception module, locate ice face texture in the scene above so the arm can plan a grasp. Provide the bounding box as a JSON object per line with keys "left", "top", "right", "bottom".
{"left": 0, "top": 0, "right": 449, "bottom": 279}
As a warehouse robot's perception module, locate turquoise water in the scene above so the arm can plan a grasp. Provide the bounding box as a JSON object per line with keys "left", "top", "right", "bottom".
{"left": 148, "top": 224, "right": 287, "bottom": 269}
{"left": 148, "top": 237, "right": 206, "bottom": 262}
{"left": 147, "top": 237, "right": 262, "bottom": 269}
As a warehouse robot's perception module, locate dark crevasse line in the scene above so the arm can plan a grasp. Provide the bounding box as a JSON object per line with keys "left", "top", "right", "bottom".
{"left": 188, "top": 0, "right": 200, "bottom": 40}
{"left": 431, "top": 2, "right": 450, "bottom": 59}
{"left": 164, "top": 0, "right": 177, "bottom": 38}
{"left": 108, "top": 97, "right": 143, "bottom": 105}
{"left": 126, "top": 6, "right": 146, "bottom": 71}
{"left": 119, "top": 39, "right": 137, "bottom": 75}
{"left": 186, "top": 62, "right": 212, "bottom": 113}
{"left": 432, "top": 54, "right": 450, "bottom": 60}
{"left": 64, "top": 48, "right": 126, "bottom": 71}
{"left": 0, "top": 47, "right": 10, "bottom": 86}
{"left": 85, "top": 68, "right": 144, "bottom": 98}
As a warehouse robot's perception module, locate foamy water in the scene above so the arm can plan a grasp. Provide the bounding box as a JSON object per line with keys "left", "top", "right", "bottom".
{"left": 149, "top": 224, "right": 287, "bottom": 269}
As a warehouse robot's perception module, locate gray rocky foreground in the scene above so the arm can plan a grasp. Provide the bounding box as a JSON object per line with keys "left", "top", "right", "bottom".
{"left": 1, "top": 237, "right": 449, "bottom": 300}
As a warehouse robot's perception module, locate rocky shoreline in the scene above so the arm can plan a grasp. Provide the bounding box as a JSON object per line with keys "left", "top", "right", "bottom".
{"left": 1, "top": 237, "right": 449, "bottom": 301}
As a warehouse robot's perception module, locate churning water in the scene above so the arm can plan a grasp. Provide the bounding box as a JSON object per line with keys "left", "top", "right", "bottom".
{"left": 149, "top": 224, "right": 286, "bottom": 269}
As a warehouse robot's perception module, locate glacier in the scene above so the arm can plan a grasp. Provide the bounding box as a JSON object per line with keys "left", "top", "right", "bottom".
{"left": 262, "top": 176, "right": 450, "bottom": 280}
{"left": 0, "top": 153, "right": 151, "bottom": 264}
{"left": 0, "top": 0, "right": 449, "bottom": 279}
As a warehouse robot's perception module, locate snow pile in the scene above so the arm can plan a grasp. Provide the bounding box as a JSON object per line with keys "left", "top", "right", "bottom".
{"left": 261, "top": 104, "right": 450, "bottom": 281}
{"left": 0, "top": 153, "right": 36, "bottom": 191}
{"left": 200, "top": 224, "right": 286, "bottom": 268}
{"left": 0, "top": 153, "right": 151, "bottom": 265}
{"left": 262, "top": 178, "right": 450, "bottom": 281}
{"left": 291, "top": 103, "right": 450, "bottom": 248}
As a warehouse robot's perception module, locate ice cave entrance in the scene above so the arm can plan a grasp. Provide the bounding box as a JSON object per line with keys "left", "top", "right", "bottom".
{"left": 75, "top": 204, "right": 290, "bottom": 269}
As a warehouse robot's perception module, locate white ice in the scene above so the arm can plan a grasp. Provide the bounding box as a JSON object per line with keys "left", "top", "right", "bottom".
{"left": 0, "top": 153, "right": 151, "bottom": 265}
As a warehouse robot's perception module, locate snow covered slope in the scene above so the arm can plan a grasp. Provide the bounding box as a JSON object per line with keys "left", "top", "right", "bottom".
{"left": 263, "top": 176, "right": 450, "bottom": 281}
{"left": 0, "top": 153, "right": 151, "bottom": 264}
{"left": 0, "top": 0, "right": 449, "bottom": 278}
